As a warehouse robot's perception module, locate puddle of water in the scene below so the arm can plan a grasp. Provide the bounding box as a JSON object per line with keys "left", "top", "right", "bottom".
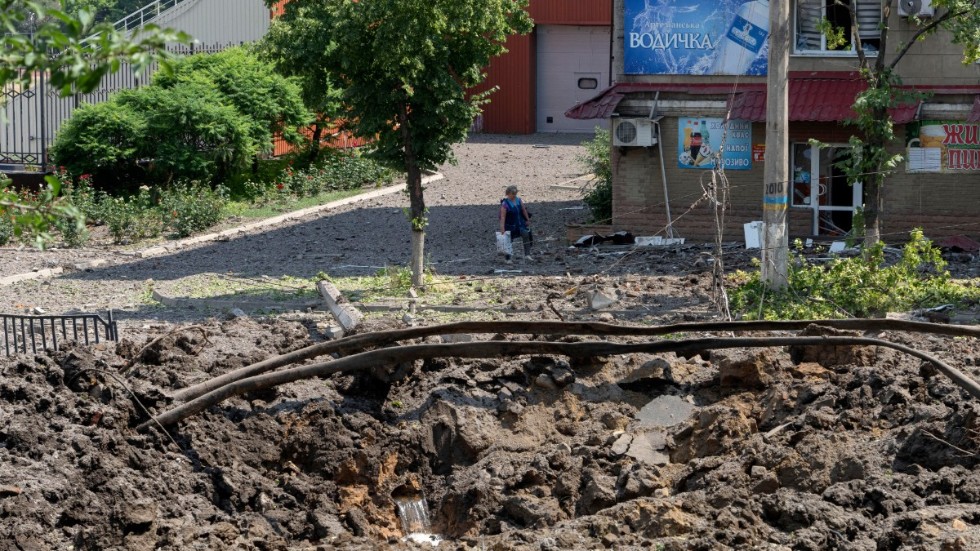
{"left": 395, "top": 496, "right": 441, "bottom": 547}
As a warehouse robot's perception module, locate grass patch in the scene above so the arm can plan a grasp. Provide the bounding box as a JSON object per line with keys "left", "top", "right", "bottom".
{"left": 223, "top": 187, "right": 367, "bottom": 219}
{"left": 167, "top": 274, "right": 319, "bottom": 302}
{"left": 328, "top": 266, "right": 504, "bottom": 305}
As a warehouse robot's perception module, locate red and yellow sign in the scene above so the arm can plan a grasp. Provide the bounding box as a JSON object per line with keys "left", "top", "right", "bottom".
{"left": 907, "top": 121, "right": 980, "bottom": 172}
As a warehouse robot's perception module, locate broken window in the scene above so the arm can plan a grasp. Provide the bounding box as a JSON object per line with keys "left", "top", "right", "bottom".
{"left": 795, "top": 0, "right": 881, "bottom": 54}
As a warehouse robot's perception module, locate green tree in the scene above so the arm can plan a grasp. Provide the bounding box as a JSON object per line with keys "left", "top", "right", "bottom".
{"left": 0, "top": 0, "right": 185, "bottom": 246}
{"left": 259, "top": 4, "right": 345, "bottom": 161}
{"left": 264, "top": 0, "right": 532, "bottom": 287}
{"left": 832, "top": 0, "right": 980, "bottom": 247}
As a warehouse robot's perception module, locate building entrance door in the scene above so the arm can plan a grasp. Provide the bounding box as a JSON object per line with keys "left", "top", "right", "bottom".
{"left": 791, "top": 143, "right": 863, "bottom": 236}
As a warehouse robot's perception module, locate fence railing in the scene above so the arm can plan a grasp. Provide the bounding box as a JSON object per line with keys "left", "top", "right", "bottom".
{"left": 0, "top": 42, "right": 235, "bottom": 170}
{"left": 1, "top": 311, "right": 119, "bottom": 356}
{"left": 113, "top": 0, "right": 196, "bottom": 32}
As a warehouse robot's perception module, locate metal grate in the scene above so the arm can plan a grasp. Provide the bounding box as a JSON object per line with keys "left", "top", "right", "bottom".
{"left": 1, "top": 311, "right": 118, "bottom": 356}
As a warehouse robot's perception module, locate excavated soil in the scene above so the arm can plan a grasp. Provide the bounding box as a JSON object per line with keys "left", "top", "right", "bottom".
{"left": 2, "top": 134, "right": 980, "bottom": 549}
{"left": 3, "top": 313, "right": 980, "bottom": 550}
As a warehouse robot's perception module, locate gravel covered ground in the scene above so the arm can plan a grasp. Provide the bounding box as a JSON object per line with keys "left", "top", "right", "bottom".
{"left": 0, "top": 134, "right": 609, "bottom": 329}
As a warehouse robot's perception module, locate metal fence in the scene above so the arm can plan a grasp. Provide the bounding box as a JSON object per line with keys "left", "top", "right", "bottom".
{"left": 1, "top": 311, "right": 119, "bottom": 356}
{"left": 0, "top": 42, "right": 234, "bottom": 171}
{"left": 114, "top": 0, "right": 196, "bottom": 32}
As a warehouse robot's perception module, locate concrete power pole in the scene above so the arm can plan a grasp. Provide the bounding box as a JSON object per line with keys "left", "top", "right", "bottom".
{"left": 762, "top": 0, "right": 789, "bottom": 288}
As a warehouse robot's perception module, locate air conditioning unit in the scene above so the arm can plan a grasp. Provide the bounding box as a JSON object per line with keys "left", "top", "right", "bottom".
{"left": 613, "top": 117, "right": 657, "bottom": 147}
{"left": 898, "top": 0, "right": 934, "bottom": 18}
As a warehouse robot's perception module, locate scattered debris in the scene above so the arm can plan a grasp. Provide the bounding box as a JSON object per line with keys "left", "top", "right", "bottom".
{"left": 587, "top": 289, "right": 618, "bottom": 310}
{"left": 316, "top": 280, "right": 364, "bottom": 332}
{"left": 937, "top": 234, "right": 980, "bottom": 253}
{"left": 227, "top": 308, "right": 248, "bottom": 319}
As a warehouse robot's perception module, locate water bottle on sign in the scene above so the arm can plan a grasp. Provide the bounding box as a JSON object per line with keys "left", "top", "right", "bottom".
{"left": 710, "top": 0, "right": 770, "bottom": 75}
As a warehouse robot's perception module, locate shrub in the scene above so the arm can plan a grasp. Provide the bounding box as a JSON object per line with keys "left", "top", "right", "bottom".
{"left": 50, "top": 101, "right": 146, "bottom": 191}
{"left": 244, "top": 149, "right": 395, "bottom": 204}
{"left": 101, "top": 188, "right": 164, "bottom": 243}
{"left": 54, "top": 216, "right": 89, "bottom": 248}
{"left": 0, "top": 214, "right": 12, "bottom": 246}
{"left": 62, "top": 173, "right": 110, "bottom": 225}
{"left": 729, "top": 230, "right": 980, "bottom": 319}
{"left": 154, "top": 47, "right": 310, "bottom": 154}
{"left": 117, "top": 83, "right": 256, "bottom": 185}
{"left": 159, "top": 181, "right": 228, "bottom": 237}
{"left": 577, "top": 127, "right": 612, "bottom": 224}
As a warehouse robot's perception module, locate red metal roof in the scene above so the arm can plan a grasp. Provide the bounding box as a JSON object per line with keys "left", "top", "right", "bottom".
{"left": 970, "top": 96, "right": 980, "bottom": 123}
{"left": 728, "top": 78, "right": 919, "bottom": 123}
{"left": 566, "top": 75, "right": 950, "bottom": 124}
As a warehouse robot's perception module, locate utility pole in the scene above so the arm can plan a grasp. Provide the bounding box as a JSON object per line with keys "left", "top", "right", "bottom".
{"left": 762, "top": 0, "right": 789, "bottom": 288}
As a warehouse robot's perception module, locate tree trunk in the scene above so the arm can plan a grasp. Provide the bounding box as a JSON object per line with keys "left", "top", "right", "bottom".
{"left": 400, "top": 104, "right": 426, "bottom": 289}
{"left": 405, "top": 159, "right": 426, "bottom": 289}
{"left": 862, "top": 101, "right": 889, "bottom": 249}
{"left": 863, "top": 177, "right": 882, "bottom": 247}
{"left": 308, "top": 122, "right": 323, "bottom": 163}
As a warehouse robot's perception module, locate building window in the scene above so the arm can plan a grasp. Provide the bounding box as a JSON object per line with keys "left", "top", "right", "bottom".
{"left": 795, "top": 0, "right": 881, "bottom": 55}
{"left": 577, "top": 78, "right": 599, "bottom": 90}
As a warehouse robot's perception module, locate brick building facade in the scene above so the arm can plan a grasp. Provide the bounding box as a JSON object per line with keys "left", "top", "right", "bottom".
{"left": 568, "top": 0, "right": 980, "bottom": 242}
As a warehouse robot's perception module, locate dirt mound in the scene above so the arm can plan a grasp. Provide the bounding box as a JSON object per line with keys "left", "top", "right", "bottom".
{"left": 2, "top": 319, "right": 980, "bottom": 549}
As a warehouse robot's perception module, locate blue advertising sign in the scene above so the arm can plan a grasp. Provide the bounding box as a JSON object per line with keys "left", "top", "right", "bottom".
{"left": 677, "top": 118, "right": 752, "bottom": 170}
{"left": 625, "top": 0, "right": 770, "bottom": 76}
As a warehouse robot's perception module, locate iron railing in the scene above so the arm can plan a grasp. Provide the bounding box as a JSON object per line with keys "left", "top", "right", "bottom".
{"left": 1, "top": 311, "right": 118, "bottom": 356}
{"left": 0, "top": 43, "right": 231, "bottom": 171}
{"left": 113, "top": 0, "right": 197, "bottom": 32}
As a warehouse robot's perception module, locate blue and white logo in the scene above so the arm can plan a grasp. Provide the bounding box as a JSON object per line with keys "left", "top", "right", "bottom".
{"left": 625, "top": 0, "right": 770, "bottom": 76}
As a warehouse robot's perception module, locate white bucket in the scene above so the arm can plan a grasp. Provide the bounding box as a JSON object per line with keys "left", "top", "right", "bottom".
{"left": 743, "top": 221, "right": 764, "bottom": 249}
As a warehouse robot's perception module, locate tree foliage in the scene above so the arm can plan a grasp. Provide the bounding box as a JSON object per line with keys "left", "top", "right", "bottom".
{"left": 264, "top": 0, "right": 532, "bottom": 286}
{"left": 0, "top": 0, "right": 185, "bottom": 246}
{"left": 52, "top": 48, "right": 309, "bottom": 188}
{"left": 834, "top": 0, "right": 980, "bottom": 247}
{"left": 154, "top": 47, "right": 311, "bottom": 154}
{"left": 259, "top": 5, "right": 345, "bottom": 159}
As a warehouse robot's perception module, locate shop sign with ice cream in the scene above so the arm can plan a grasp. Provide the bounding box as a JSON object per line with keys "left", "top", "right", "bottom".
{"left": 677, "top": 117, "right": 753, "bottom": 170}
{"left": 907, "top": 121, "right": 980, "bottom": 172}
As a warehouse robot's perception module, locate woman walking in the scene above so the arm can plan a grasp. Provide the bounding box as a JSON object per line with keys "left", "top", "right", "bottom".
{"left": 498, "top": 185, "right": 533, "bottom": 263}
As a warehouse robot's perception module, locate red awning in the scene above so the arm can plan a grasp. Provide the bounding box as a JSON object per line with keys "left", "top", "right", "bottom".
{"left": 969, "top": 96, "right": 980, "bottom": 123}
{"left": 567, "top": 74, "right": 926, "bottom": 123}
{"left": 565, "top": 82, "right": 765, "bottom": 120}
